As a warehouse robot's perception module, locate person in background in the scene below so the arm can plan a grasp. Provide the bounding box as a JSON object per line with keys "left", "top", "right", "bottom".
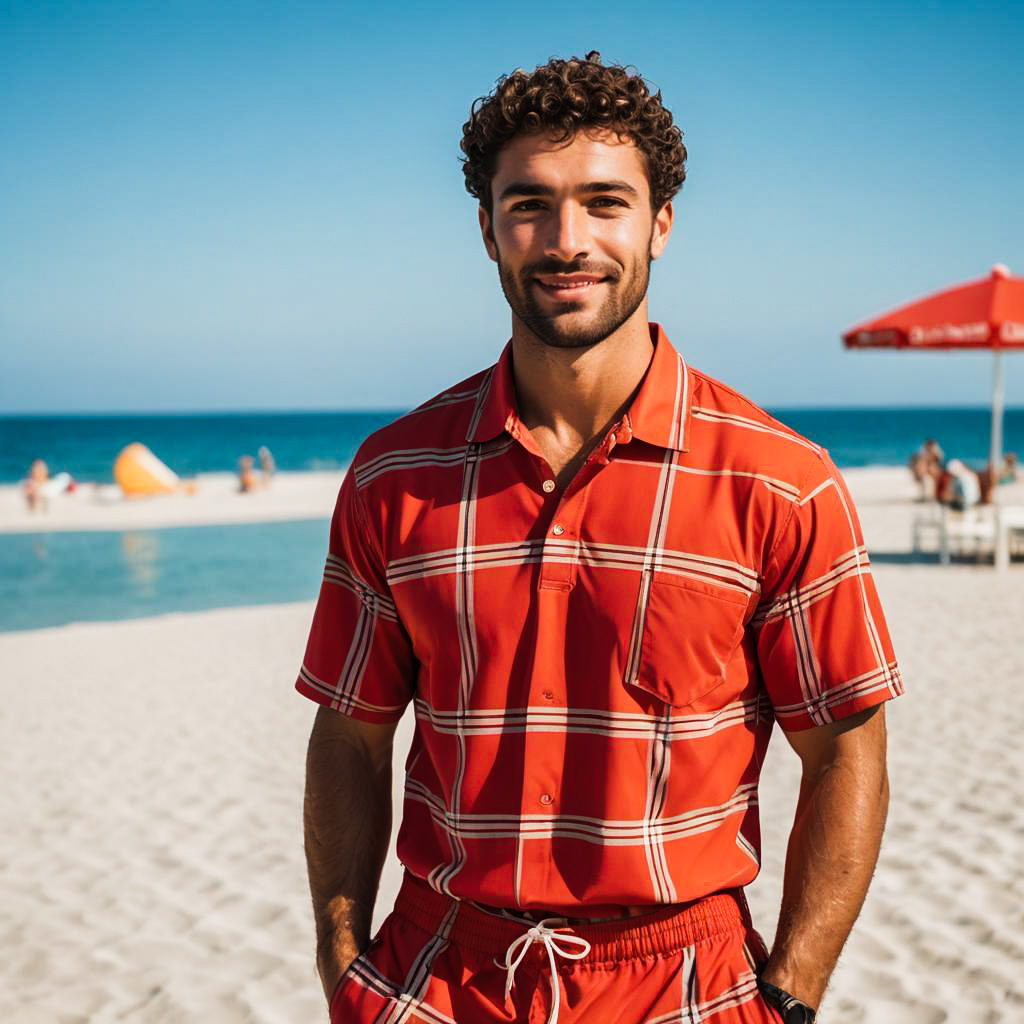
{"left": 924, "top": 438, "right": 945, "bottom": 468}
{"left": 944, "top": 459, "right": 981, "bottom": 511}
{"left": 258, "top": 445, "right": 276, "bottom": 486}
{"left": 237, "top": 455, "right": 258, "bottom": 493}
{"left": 24, "top": 459, "right": 50, "bottom": 512}
{"left": 975, "top": 452, "right": 1019, "bottom": 505}
{"left": 908, "top": 438, "right": 944, "bottom": 500}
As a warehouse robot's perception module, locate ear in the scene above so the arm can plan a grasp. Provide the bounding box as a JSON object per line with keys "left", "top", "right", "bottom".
{"left": 649, "top": 201, "right": 674, "bottom": 261}
{"left": 479, "top": 205, "right": 499, "bottom": 263}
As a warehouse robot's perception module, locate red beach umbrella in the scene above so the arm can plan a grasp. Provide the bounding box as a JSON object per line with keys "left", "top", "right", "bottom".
{"left": 843, "top": 264, "right": 1024, "bottom": 472}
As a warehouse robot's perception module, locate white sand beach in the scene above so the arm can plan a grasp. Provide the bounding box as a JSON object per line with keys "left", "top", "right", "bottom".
{"left": 1, "top": 467, "right": 1023, "bottom": 1022}
{"left": 0, "top": 471, "right": 344, "bottom": 534}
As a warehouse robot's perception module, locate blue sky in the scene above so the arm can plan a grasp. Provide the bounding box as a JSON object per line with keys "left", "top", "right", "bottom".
{"left": 2, "top": 0, "right": 1022, "bottom": 413}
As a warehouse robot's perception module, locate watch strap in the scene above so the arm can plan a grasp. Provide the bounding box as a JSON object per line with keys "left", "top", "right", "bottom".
{"left": 756, "top": 977, "right": 817, "bottom": 1023}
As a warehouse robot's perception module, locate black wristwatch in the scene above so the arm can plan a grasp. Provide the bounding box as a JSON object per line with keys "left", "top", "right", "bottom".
{"left": 756, "top": 977, "right": 817, "bottom": 1024}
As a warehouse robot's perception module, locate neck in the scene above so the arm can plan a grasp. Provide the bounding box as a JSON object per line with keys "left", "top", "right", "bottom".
{"left": 510, "top": 304, "right": 654, "bottom": 446}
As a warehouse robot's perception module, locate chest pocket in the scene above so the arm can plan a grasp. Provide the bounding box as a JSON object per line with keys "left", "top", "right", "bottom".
{"left": 625, "top": 572, "right": 750, "bottom": 710}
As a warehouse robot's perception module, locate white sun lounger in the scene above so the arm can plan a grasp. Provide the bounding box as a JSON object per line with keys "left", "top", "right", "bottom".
{"left": 994, "top": 505, "right": 1024, "bottom": 571}
{"left": 912, "top": 503, "right": 1024, "bottom": 569}
{"left": 912, "top": 504, "right": 994, "bottom": 564}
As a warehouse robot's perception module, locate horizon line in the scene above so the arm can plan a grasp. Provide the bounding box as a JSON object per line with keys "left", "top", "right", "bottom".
{"left": 2, "top": 403, "right": 1024, "bottom": 419}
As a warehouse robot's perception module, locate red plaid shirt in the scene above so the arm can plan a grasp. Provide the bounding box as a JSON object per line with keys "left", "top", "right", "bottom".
{"left": 297, "top": 324, "right": 903, "bottom": 911}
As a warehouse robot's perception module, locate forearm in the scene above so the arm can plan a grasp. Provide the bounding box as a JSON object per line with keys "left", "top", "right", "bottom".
{"left": 762, "top": 748, "right": 889, "bottom": 1009}
{"left": 303, "top": 715, "right": 393, "bottom": 1001}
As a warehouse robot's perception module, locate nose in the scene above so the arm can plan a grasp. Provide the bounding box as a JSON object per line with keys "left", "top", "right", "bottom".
{"left": 545, "top": 201, "right": 590, "bottom": 263}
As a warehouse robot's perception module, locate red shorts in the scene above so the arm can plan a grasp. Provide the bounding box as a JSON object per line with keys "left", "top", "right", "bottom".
{"left": 330, "top": 872, "right": 783, "bottom": 1023}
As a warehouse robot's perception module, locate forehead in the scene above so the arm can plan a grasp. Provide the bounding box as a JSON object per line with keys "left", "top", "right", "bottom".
{"left": 492, "top": 129, "right": 649, "bottom": 197}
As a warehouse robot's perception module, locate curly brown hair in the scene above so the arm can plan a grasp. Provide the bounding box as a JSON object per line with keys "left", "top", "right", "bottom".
{"left": 461, "top": 51, "right": 686, "bottom": 213}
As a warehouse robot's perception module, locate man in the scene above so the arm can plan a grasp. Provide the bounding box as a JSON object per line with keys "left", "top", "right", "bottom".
{"left": 299, "top": 52, "right": 903, "bottom": 1024}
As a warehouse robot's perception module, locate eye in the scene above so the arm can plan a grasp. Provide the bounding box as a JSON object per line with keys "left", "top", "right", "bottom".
{"left": 509, "top": 200, "right": 545, "bottom": 212}
{"left": 589, "top": 197, "right": 627, "bottom": 209}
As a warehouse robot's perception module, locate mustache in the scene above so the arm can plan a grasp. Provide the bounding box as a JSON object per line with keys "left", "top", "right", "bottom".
{"left": 521, "top": 259, "right": 619, "bottom": 280}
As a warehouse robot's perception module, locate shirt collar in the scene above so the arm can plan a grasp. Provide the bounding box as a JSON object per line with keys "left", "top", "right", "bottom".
{"left": 622, "top": 323, "right": 693, "bottom": 453}
{"left": 465, "top": 339, "right": 519, "bottom": 444}
{"left": 466, "top": 322, "right": 693, "bottom": 454}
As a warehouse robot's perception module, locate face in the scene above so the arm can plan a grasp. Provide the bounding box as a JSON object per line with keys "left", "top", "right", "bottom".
{"left": 480, "top": 129, "right": 673, "bottom": 350}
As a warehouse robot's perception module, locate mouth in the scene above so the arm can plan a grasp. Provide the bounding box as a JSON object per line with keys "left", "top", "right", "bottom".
{"left": 532, "top": 273, "right": 608, "bottom": 300}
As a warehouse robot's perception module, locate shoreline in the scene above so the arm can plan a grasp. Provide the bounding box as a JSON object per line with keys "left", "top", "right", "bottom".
{"left": 0, "top": 469, "right": 344, "bottom": 534}
{"left": 0, "top": 464, "right": 924, "bottom": 536}
{"left": 5, "top": 467, "right": 1024, "bottom": 641}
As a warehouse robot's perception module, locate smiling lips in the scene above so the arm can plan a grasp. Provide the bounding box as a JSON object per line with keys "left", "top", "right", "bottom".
{"left": 534, "top": 273, "right": 607, "bottom": 299}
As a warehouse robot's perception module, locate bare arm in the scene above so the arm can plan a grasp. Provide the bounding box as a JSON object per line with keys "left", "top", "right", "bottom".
{"left": 761, "top": 705, "right": 889, "bottom": 1010}
{"left": 303, "top": 706, "right": 397, "bottom": 1003}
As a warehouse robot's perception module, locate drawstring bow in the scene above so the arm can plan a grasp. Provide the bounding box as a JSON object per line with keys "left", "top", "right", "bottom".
{"left": 501, "top": 918, "right": 591, "bottom": 1024}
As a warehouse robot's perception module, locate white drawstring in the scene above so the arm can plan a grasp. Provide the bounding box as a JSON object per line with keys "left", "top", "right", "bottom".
{"left": 501, "top": 918, "right": 592, "bottom": 1024}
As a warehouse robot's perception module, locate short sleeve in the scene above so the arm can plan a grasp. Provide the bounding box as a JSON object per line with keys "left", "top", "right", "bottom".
{"left": 754, "top": 453, "right": 904, "bottom": 731}
{"left": 295, "top": 469, "right": 415, "bottom": 723}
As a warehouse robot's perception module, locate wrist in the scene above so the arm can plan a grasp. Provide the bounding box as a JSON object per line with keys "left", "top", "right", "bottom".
{"left": 756, "top": 976, "right": 817, "bottom": 1024}
{"left": 758, "top": 953, "right": 823, "bottom": 1011}
{"left": 316, "top": 927, "right": 362, "bottom": 1000}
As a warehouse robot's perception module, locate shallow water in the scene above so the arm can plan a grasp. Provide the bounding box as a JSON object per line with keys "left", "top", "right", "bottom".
{"left": 1, "top": 519, "right": 328, "bottom": 632}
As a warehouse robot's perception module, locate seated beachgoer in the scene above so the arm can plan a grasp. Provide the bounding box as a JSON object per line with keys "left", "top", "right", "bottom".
{"left": 24, "top": 459, "right": 50, "bottom": 512}
{"left": 976, "top": 466, "right": 996, "bottom": 505}
{"left": 238, "top": 454, "right": 258, "bottom": 493}
{"left": 924, "top": 438, "right": 945, "bottom": 467}
{"left": 945, "top": 459, "right": 981, "bottom": 511}
{"left": 975, "top": 453, "right": 1020, "bottom": 504}
{"left": 909, "top": 438, "right": 944, "bottom": 500}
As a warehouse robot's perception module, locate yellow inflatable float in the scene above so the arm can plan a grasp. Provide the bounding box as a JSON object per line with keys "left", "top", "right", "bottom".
{"left": 114, "top": 443, "right": 181, "bottom": 497}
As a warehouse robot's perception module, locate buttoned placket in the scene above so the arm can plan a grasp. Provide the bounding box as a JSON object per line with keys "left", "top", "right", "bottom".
{"left": 514, "top": 419, "right": 628, "bottom": 594}
{"left": 502, "top": 417, "right": 633, "bottom": 901}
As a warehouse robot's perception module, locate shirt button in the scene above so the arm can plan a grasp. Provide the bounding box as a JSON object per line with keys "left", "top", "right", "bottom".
{"left": 539, "top": 793, "right": 554, "bottom": 805}
{"left": 542, "top": 479, "right": 555, "bottom": 493}
{"left": 542, "top": 689, "right": 554, "bottom": 701}
{"left": 552, "top": 524, "right": 565, "bottom": 536}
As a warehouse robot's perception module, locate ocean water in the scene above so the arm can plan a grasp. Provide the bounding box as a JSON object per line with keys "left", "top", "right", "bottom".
{"left": 3, "top": 406, "right": 1022, "bottom": 632}
{"left": 2, "top": 520, "right": 328, "bottom": 632}
{"left": 2, "top": 407, "right": 1023, "bottom": 484}
{"left": 0, "top": 411, "right": 398, "bottom": 484}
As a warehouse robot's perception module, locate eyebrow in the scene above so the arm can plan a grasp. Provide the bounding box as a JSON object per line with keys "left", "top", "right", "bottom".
{"left": 498, "top": 179, "right": 640, "bottom": 202}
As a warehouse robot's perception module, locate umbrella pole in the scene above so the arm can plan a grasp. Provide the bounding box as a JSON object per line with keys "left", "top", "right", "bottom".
{"left": 990, "top": 349, "right": 1004, "bottom": 476}
{"left": 991, "top": 351, "right": 1009, "bottom": 571}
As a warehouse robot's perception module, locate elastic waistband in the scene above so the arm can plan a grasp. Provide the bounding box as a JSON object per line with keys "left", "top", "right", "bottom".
{"left": 392, "top": 872, "right": 749, "bottom": 963}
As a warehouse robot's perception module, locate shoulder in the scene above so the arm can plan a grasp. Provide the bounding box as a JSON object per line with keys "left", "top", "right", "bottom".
{"left": 348, "top": 365, "right": 495, "bottom": 490}
{"left": 687, "top": 367, "right": 833, "bottom": 498}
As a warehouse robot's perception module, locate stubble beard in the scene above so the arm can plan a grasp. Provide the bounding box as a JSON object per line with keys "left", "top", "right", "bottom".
{"left": 496, "top": 248, "right": 652, "bottom": 351}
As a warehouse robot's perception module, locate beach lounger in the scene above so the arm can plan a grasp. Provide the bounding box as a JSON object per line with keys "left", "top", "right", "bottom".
{"left": 935, "top": 506, "right": 994, "bottom": 565}
{"left": 911, "top": 502, "right": 944, "bottom": 555}
{"left": 914, "top": 503, "right": 1024, "bottom": 568}
{"left": 994, "top": 505, "right": 1024, "bottom": 571}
